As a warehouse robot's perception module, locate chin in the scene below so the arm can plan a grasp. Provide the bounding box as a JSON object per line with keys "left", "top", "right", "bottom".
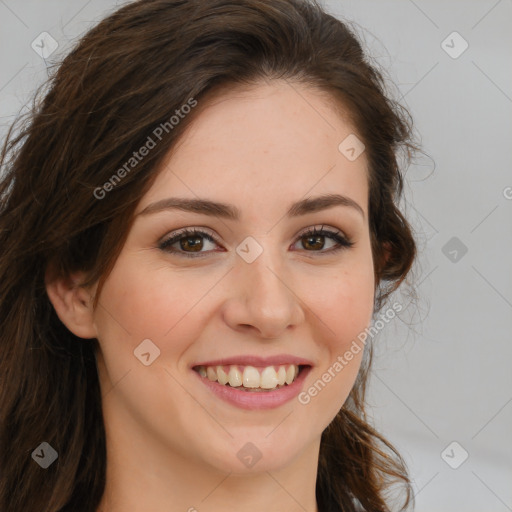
{"left": 202, "top": 434, "right": 305, "bottom": 475}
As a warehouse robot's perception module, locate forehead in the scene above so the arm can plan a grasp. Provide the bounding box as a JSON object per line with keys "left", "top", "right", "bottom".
{"left": 137, "top": 80, "right": 368, "bottom": 217}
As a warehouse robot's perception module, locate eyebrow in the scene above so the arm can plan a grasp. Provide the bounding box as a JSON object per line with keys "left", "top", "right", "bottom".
{"left": 137, "top": 193, "right": 365, "bottom": 220}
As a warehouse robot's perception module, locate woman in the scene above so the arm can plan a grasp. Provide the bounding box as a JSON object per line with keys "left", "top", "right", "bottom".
{"left": 0, "top": 0, "right": 417, "bottom": 510}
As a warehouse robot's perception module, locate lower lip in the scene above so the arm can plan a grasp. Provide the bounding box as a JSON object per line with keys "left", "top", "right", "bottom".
{"left": 192, "top": 366, "right": 312, "bottom": 410}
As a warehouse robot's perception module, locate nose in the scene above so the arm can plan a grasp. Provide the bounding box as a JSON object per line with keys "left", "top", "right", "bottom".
{"left": 221, "top": 246, "right": 306, "bottom": 339}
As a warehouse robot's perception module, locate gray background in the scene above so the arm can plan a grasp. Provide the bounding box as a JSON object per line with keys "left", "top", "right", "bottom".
{"left": 1, "top": 1, "right": 511, "bottom": 510}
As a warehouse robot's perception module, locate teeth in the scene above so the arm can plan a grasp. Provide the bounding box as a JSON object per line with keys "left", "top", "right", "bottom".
{"left": 228, "top": 366, "right": 243, "bottom": 387}
{"left": 242, "top": 366, "right": 260, "bottom": 388}
{"left": 285, "top": 365, "right": 295, "bottom": 385}
{"left": 260, "top": 366, "right": 279, "bottom": 389}
{"left": 195, "top": 364, "right": 301, "bottom": 391}
{"left": 277, "top": 366, "right": 286, "bottom": 386}
{"left": 217, "top": 366, "right": 229, "bottom": 385}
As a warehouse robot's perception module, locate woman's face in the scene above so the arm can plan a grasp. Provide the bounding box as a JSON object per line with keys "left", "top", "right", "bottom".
{"left": 90, "top": 80, "right": 375, "bottom": 474}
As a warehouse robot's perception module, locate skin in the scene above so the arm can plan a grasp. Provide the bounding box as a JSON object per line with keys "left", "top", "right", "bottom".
{"left": 46, "top": 79, "right": 376, "bottom": 512}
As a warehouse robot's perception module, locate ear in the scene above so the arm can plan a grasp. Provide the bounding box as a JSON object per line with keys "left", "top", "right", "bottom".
{"left": 45, "top": 266, "right": 98, "bottom": 339}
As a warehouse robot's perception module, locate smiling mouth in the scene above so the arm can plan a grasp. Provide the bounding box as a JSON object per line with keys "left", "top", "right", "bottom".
{"left": 193, "top": 364, "right": 308, "bottom": 392}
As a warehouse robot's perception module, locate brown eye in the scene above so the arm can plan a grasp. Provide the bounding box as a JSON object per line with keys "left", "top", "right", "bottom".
{"left": 159, "top": 228, "right": 219, "bottom": 258}
{"left": 179, "top": 235, "right": 204, "bottom": 252}
{"left": 302, "top": 234, "right": 326, "bottom": 251}
{"left": 292, "top": 226, "right": 354, "bottom": 254}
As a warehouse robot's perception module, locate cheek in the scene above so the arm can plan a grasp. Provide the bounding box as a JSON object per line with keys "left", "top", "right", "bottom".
{"left": 325, "top": 271, "right": 374, "bottom": 341}
{"left": 92, "top": 260, "right": 213, "bottom": 426}
{"left": 296, "top": 255, "right": 374, "bottom": 416}
{"left": 95, "top": 257, "right": 214, "bottom": 343}
{"left": 309, "top": 271, "right": 373, "bottom": 380}
{"left": 305, "top": 253, "right": 375, "bottom": 342}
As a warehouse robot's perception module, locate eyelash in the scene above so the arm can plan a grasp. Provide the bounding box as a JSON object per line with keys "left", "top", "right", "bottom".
{"left": 158, "top": 225, "right": 354, "bottom": 259}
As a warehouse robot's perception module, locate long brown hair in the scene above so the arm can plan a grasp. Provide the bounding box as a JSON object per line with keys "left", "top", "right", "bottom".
{"left": 0, "top": 1, "right": 417, "bottom": 510}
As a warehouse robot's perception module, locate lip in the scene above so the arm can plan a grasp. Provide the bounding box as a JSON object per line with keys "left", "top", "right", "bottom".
{"left": 192, "top": 364, "right": 312, "bottom": 410}
{"left": 191, "top": 354, "right": 314, "bottom": 368}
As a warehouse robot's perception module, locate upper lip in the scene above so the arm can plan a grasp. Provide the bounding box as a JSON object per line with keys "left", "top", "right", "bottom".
{"left": 191, "top": 354, "right": 313, "bottom": 368}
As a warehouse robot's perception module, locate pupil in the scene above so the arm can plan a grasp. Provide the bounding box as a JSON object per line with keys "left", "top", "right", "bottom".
{"left": 181, "top": 236, "right": 203, "bottom": 252}
{"left": 304, "top": 235, "right": 324, "bottom": 250}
